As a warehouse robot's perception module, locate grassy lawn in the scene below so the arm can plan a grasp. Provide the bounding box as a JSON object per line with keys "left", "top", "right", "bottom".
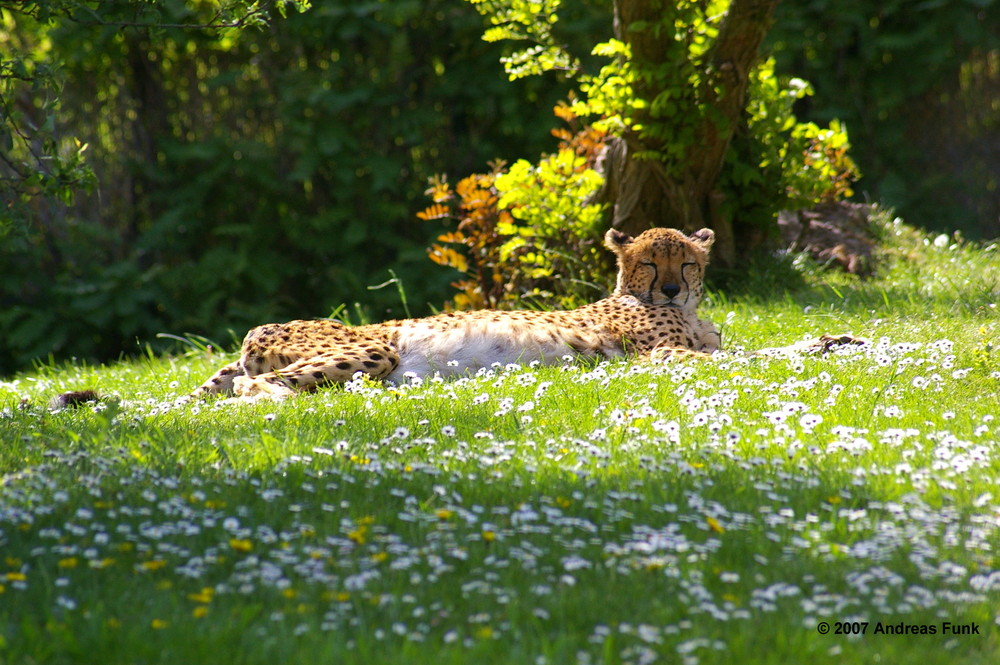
{"left": 1, "top": 218, "right": 998, "bottom": 664}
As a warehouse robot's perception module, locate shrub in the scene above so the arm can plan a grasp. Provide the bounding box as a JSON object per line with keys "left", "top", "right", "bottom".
{"left": 419, "top": 105, "right": 612, "bottom": 309}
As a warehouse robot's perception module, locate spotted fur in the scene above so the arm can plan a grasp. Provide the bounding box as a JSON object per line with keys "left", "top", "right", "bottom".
{"left": 189, "top": 227, "right": 721, "bottom": 401}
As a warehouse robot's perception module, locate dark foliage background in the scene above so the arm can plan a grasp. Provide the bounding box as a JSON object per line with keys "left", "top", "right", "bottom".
{"left": 767, "top": 0, "right": 1000, "bottom": 239}
{"left": 1, "top": 0, "right": 997, "bottom": 374}
{"left": 1, "top": 0, "right": 609, "bottom": 372}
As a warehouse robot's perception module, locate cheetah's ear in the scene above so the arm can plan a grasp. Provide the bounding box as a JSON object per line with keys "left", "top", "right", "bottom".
{"left": 689, "top": 228, "right": 715, "bottom": 250}
{"left": 604, "top": 228, "right": 633, "bottom": 252}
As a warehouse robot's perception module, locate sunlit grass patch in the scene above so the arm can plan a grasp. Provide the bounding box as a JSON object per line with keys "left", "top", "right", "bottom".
{"left": 1, "top": 220, "right": 998, "bottom": 664}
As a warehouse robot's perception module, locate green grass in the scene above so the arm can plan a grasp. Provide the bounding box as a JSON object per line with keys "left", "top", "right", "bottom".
{"left": 1, "top": 218, "right": 998, "bottom": 664}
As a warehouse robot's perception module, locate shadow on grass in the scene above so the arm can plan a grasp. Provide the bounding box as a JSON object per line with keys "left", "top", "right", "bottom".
{"left": 2, "top": 441, "right": 996, "bottom": 665}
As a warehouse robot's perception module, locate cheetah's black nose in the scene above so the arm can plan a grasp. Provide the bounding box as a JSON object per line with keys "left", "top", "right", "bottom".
{"left": 661, "top": 283, "right": 681, "bottom": 299}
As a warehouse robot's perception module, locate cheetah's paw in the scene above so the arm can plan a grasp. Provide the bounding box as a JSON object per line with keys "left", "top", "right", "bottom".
{"left": 755, "top": 333, "right": 869, "bottom": 357}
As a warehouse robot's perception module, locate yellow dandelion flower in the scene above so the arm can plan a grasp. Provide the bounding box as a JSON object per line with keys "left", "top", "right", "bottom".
{"left": 435, "top": 509, "right": 453, "bottom": 520}
{"left": 371, "top": 552, "right": 388, "bottom": 563}
{"left": 357, "top": 516, "right": 376, "bottom": 526}
{"left": 192, "top": 606, "right": 209, "bottom": 619}
{"left": 282, "top": 588, "right": 297, "bottom": 600}
{"left": 475, "top": 626, "right": 494, "bottom": 640}
{"left": 58, "top": 557, "right": 78, "bottom": 569}
{"left": 5, "top": 572, "right": 27, "bottom": 582}
{"left": 706, "top": 516, "right": 725, "bottom": 534}
{"left": 404, "top": 465, "right": 413, "bottom": 473}
{"left": 187, "top": 588, "right": 214, "bottom": 604}
{"left": 150, "top": 619, "right": 168, "bottom": 630}
{"left": 90, "top": 558, "right": 115, "bottom": 570}
{"left": 229, "top": 538, "right": 253, "bottom": 553}
{"left": 139, "top": 560, "right": 167, "bottom": 572}
{"left": 336, "top": 592, "right": 351, "bottom": 603}
{"left": 347, "top": 528, "right": 367, "bottom": 545}
{"left": 0, "top": 583, "right": 6, "bottom": 594}
{"left": 826, "top": 496, "right": 842, "bottom": 504}
{"left": 481, "top": 530, "right": 496, "bottom": 543}
{"left": 555, "top": 497, "right": 571, "bottom": 508}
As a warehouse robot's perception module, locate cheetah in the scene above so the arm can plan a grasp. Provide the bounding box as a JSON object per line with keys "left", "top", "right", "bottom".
{"left": 189, "top": 226, "right": 723, "bottom": 401}
{"left": 187, "top": 226, "right": 864, "bottom": 402}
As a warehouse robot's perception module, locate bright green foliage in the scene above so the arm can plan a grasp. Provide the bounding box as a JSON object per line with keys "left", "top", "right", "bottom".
{"left": 577, "top": 3, "right": 859, "bottom": 212}
{"left": 573, "top": 0, "right": 731, "bottom": 168}
{"left": 720, "top": 58, "right": 860, "bottom": 228}
{"left": 462, "top": 0, "right": 860, "bottom": 258}
{"left": 420, "top": 106, "right": 612, "bottom": 309}
{"left": 572, "top": 39, "right": 632, "bottom": 129}
{"left": 469, "top": 0, "right": 578, "bottom": 79}
{"left": 786, "top": 119, "right": 857, "bottom": 204}
{"left": 494, "top": 148, "right": 605, "bottom": 297}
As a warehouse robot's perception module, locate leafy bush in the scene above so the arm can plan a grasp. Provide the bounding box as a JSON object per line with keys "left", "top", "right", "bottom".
{"left": 720, "top": 58, "right": 860, "bottom": 229}
{"left": 420, "top": 166, "right": 512, "bottom": 310}
{"left": 426, "top": 0, "right": 863, "bottom": 304}
{"left": 419, "top": 105, "right": 612, "bottom": 309}
{"left": 767, "top": 0, "right": 1000, "bottom": 238}
{"left": 461, "top": 0, "right": 861, "bottom": 272}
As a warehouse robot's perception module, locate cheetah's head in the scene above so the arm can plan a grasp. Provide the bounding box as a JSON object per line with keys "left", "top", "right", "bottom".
{"left": 605, "top": 227, "right": 714, "bottom": 309}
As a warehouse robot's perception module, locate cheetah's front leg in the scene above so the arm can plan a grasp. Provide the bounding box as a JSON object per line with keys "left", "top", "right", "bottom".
{"left": 232, "top": 373, "right": 298, "bottom": 401}
{"left": 232, "top": 349, "right": 401, "bottom": 401}
{"left": 182, "top": 361, "right": 244, "bottom": 402}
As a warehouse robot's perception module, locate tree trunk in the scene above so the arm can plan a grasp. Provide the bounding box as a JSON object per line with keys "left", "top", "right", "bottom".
{"left": 596, "top": 0, "right": 778, "bottom": 268}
